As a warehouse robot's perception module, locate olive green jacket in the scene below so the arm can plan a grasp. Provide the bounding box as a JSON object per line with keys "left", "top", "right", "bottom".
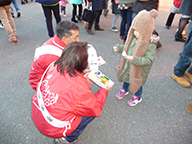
{"left": 115, "top": 36, "right": 157, "bottom": 88}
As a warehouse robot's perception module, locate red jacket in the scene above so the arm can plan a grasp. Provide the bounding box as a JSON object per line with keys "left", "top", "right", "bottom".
{"left": 31, "top": 64, "right": 108, "bottom": 138}
{"left": 29, "top": 35, "right": 66, "bottom": 90}
{"left": 173, "top": 0, "right": 181, "bottom": 8}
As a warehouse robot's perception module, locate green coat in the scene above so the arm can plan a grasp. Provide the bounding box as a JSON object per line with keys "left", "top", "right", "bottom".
{"left": 115, "top": 37, "right": 156, "bottom": 86}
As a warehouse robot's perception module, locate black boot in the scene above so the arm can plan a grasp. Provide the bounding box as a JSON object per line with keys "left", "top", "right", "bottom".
{"left": 175, "top": 32, "right": 186, "bottom": 42}
{"left": 71, "top": 18, "right": 78, "bottom": 23}
{"left": 21, "top": 0, "right": 26, "bottom": 4}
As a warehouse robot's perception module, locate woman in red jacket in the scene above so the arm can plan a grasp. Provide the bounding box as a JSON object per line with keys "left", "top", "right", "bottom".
{"left": 31, "top": 41, "right": 114, "bottom": 144}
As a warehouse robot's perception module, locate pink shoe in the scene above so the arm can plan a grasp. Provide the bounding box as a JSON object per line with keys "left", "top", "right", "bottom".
{"left": 128, "top": 95, "right": 142, "bottom": 106}
{"left": 116, "top": 88, "right": 129, "bottom": 99}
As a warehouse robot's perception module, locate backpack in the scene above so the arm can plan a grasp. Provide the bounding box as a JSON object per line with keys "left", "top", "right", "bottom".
{"left": 0, "top": 0, "right": 12, "bottom": 6}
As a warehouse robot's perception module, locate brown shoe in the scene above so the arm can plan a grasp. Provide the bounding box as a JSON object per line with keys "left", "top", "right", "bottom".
{"left": 84, "top": 22, "right": 88, "bottom": 29}
{"left": 185, "top": 71, "right": 192, "bottom": 83}
{"left": 186, "top": 101, "right": 192, "bottom": 115}
{"left": 172, "top": 73, "right": 190, "bottom": 87}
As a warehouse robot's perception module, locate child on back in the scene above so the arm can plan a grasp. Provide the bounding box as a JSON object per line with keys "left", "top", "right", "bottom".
{"left": 59, "top": 0, "right": 69, "bottom": 17}
{"left": 113, "top": 9, "right": 159, "bottom": 106}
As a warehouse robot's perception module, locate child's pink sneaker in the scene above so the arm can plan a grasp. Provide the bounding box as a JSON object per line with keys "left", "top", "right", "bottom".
{"left": 128, "top": 95, "right": 142, "bottom": 106}
{"left": 116, "top": 88, "right": 129, "bottom": 99}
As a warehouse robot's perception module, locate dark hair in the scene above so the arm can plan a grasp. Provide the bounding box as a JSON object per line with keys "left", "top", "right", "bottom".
{"left": 54, "top": 41, "right": 88, "bottom": 77}
{"left": 56, "top": 21, "right": 79, "bottom": 39}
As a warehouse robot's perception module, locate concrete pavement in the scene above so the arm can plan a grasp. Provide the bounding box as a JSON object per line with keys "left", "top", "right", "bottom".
{"left": 0, "top": 0, "right": 192, "bottom": 144}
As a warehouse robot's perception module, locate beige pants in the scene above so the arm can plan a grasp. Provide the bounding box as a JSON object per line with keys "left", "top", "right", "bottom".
{"left": 0, "top": 4, "right": 17, "bottom": 41}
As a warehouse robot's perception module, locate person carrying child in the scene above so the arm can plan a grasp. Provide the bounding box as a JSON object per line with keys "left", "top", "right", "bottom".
{"left": 113, "top": 9, "right": 159, "bottom": 106}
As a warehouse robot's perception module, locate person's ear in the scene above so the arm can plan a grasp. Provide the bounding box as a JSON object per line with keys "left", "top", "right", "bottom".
{"left": 61, "top": 36, "right": 67, "bottom": 43}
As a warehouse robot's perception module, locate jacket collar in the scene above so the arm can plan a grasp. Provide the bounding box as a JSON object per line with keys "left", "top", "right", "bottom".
{"left": 52, "top": 35, "right": 66, "bottom": 50}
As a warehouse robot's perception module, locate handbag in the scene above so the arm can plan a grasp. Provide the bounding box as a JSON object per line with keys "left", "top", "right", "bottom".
{"left": 82, "top": 7, "right": 94, "bottom": 23}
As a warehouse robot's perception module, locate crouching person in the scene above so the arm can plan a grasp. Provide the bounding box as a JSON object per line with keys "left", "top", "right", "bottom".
{"left": 31, "top": 41, "right": 114, "bottom": 144}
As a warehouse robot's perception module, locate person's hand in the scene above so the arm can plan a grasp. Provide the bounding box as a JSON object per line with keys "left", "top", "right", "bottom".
{"left": 122, "top": 51, "right": 127, "bottom": 58}
{"left": 103, "top": 81, "right": 114, "bottom": 91}
{"left": 83, "top": 69, "right": 91, "bottom": 75}
{"left": 113, "top": 46, "right": 118, "bottom": 52}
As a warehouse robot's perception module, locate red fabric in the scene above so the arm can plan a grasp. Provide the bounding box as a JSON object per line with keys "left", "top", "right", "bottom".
{"left": 173, "top": 0, "right": 182, "bottom": 8}
{"left": 29, "top": 35, "right": 66, "bottom": 90}
{"left": 32, "top": 65, "right": 108, "bottom": 138}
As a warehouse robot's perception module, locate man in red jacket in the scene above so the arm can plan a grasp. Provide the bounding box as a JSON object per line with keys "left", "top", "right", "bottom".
{"left": 29, "top": 20, "right": 79, "bottom": 90}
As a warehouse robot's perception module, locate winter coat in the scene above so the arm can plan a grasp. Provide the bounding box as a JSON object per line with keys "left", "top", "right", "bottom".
{"left": 114, "top": 35, "right": 157, "bottom": 88}
{"left": 132, "top": 0, "right": 159, "bottom": 14}
{"left": 70, "top": 0, "right": 83, "bottom": 5}
{"left": 0, "top": 0, "right": 12, "bottom": 6}
{"left": 35, "top": 0, "right": 59, "bottom": 5}
{"left": 112, "top": 1, "right": 120, "bottom": 14}
{"left": 32, "top": 64, "right": 108, "bottom": 138}
{"left": 29, "top": 35, "right": 66, "bottom": 90}
{"left": 178, "top": 0, "right": 192, "bottom": 16}
{"left": 88, "top": 0, "right": 107, "bottom": 10}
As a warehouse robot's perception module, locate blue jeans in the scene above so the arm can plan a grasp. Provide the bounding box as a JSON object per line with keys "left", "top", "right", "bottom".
{"left": 120, "top": 7, "right": 132, "bottom": 40}
{"left": 42, "top": 4, "right": 61, "bottom": 37}
{"left": 65, "top": 117, "right": 95, "bottom": 142}
{"left": 112, "top": 14, "right": 120, "bottom": 28}
{"left": 12, "top": 0, "right": 20, "bottom": 12}
{"left": 174, "top": 25, "right": 192, "bottom": 77}
{"left": 87, "top": 10, "right": 102, "bottom": 30}
{"left": 123, "top": 82, "right": 142, "bottom": 99}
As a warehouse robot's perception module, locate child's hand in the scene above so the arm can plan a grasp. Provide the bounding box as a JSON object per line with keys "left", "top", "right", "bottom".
{"left": 122, "top": 51, "right": 127, "bottom": 58}
{"left": 113, "top": 46, "right": 118, "bottom": 52}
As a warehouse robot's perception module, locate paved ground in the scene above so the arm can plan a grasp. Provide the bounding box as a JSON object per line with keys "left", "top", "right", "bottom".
{"left": 0, "top": 0, "right": 192, "bottom": 144}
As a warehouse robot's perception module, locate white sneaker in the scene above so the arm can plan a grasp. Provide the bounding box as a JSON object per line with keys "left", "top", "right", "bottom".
{"left": 64, "top": 14, "right": 67, "bottom": 17}
{"left": 111, "top": 27, "right": 118, "bottom": 32}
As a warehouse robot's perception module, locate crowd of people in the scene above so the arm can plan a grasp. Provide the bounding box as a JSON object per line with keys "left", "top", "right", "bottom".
{"left": 1, "top": 0, "right": 192, "bottom": 144}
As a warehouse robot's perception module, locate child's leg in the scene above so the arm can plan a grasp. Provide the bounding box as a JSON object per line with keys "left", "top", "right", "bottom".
{"left": 128, "top": 86, "right": 142, "bottom": 106}
{"left": 116, "top": 82, "right": 129, "bottom": 99}
{"left": 63, "top": 6, "right": 66, "bottom": 15}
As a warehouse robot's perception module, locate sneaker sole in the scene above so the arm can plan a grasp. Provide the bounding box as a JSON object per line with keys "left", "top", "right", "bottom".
{"left": 128, "top": 98, "right": 142, "bottom": 106}
{"left": 116, "top": 92, "right": 129, "bottom": 99}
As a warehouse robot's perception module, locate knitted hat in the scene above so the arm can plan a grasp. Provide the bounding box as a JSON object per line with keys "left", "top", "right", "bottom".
{"left": 117, "top": 9, "right": 158, "bottom": 94}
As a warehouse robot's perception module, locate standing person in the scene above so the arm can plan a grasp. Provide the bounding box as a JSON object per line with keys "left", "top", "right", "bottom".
{"left": 86, "top": 0, "right": 107, "bottom": 35}
{"left": 172, "top": 26, "right": 192, "bottom": 88}
{"left": 174, "top": 0, "right": 192, "bottom": 42}
{"left": 12, "top": 0, "right": 21, "bottom": 18}
{"left": 0, "top": 0, "right": 18, "bottom": 44}
{"left": 111, "top": 0, "right": 121, "bottom": 32}
{"left": 113, "top": 9, "right": 158, "bottom": 106}
{"left": 29, "top": 21, "right": 79, "bottom": 91}
{"left": 165, "top": 0, "right": 182, "bottom": 29}
{"left": 116, "top": 0, "right": 134, "bottom": 41}
{"left": 171, "top": 19, "right": 192, "bottom": 115}
{"left": 70, "top": 0, "right": 83, "bottom": 23}
{"left": 35, "top": 0, "right": 61, "bottom": 37}
{"left": 31, "top": 41, "right": 114, "bottom": 144}
{"left": 59, "top": 0, "right": 68, "bottom": 17}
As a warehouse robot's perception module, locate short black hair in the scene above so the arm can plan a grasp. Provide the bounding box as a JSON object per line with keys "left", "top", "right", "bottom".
{"left": 54, "top": 41, "right": 88, "bottom": 77}
{"left": 56, "top": 21, "right": 79, "bottom": 39}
